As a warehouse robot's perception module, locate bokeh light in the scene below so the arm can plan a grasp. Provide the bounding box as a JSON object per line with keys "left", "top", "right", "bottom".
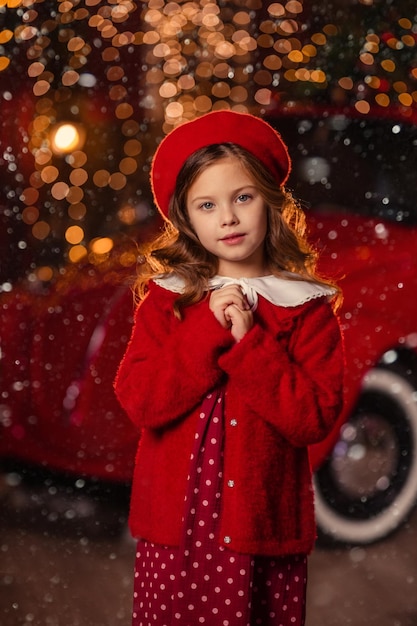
{"left": 50, "top": 123, "right": 85, "bottom": 154}
{"left": 0, "top": 0, "right": 416, "bottom": 280}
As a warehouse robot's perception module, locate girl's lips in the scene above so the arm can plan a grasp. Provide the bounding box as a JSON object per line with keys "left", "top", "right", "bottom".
{"left": 220, "top": 233, "right": 246, "bottom": 245}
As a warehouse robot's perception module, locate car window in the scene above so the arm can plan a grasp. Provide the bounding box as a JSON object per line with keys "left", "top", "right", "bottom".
{"left": 270, "top": 114, "right": 417, "bottom": 225}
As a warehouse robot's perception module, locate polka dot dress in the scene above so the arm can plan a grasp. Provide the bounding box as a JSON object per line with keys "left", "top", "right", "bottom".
{"left": 132, "top": 390, "right": 307, "bottom": 626}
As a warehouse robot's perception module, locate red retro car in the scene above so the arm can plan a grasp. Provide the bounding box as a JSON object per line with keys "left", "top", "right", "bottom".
{"left": 1, "top": 106, "right": 417, "bottom": 544}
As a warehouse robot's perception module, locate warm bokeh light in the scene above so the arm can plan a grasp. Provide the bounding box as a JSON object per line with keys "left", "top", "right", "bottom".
{"left": 65, "top": 225, "right": 84, "bottom": 245}
{"left": 22, "top": 206, "right": 40, "bottom": 224}
{"left": 50, "top": 123, "right": 86, "bottom": 154}
{"left": 68, "top": 203, "right": 87, "bottom": 221}
{"left": 32, "top": 221, "right": 51, "bottom": 240}
{"left": 90, "top": 237, "right": 114, "bottom": 255}
{"left": 36, "top": 265, "right": 54, "bottom": 282}
{"left": 68, "top": 244, "right": 88, "bottom": 263}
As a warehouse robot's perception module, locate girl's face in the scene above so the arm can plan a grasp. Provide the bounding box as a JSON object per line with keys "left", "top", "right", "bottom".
{"left": 186, "top": 156, "right": 268, "bottom": 278}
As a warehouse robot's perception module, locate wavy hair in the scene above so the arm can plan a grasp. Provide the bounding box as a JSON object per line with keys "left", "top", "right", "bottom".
{"left": 135, "top": 143, "right": 341, "bottom": 316}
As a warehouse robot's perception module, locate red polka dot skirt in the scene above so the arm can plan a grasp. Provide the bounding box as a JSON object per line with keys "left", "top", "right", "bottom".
{"left": 132, "top": 389, "right": 307, "bottom": 626}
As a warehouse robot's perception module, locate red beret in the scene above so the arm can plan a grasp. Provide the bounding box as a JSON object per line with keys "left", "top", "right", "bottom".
{"left": 150, "top": 110, "right": 291, "bottom": 217}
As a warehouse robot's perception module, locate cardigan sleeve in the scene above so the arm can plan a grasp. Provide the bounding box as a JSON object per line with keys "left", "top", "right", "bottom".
{"left": 218, "top": 297, "right": 345, "bottom": 447}
{"left": 114, "top": 282, "right": 234, "bottom": 429}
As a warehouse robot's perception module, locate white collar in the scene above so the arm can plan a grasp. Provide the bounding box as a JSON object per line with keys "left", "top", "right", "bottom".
{"left": 153, "top": 272, "right": 335, "bottom": 311}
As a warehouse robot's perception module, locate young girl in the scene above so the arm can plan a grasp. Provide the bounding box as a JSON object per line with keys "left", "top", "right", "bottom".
{"left": 114, "top": 110, "right": 344, "bottom": 626}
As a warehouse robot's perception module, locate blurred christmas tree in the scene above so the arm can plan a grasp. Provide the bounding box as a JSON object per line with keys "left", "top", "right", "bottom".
{"left": 277, "top": 1, "right": 417, "bottom": 113}
{"left": 0, "top": 0, "right": 416, "bottom": 285}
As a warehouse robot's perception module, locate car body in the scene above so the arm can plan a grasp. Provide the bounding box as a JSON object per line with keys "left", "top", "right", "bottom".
{"left": 1, "top": 105, "right": 417, "bottom": 543}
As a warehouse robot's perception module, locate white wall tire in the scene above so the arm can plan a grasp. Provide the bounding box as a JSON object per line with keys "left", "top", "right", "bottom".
{"left": 314, "top": 367, "right": 417, "bottom": 545}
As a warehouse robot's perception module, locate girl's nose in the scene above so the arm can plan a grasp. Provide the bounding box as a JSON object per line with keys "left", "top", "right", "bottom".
{"left": 220, "top": 204, "right": 238, "bottom": 226}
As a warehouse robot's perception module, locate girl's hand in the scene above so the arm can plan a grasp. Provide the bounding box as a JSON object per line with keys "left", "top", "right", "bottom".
{"left": 209, "top": 285, "right": 253, "bottom": 341}
{"left": 225, "top": 304, "right": 253, "bottom": 342}
{"left": 209, "top": 285, "right": 249, "bottom": 328}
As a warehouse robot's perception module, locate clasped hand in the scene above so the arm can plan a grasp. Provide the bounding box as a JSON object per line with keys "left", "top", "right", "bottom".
{"left": 209, "top": 284, "right": 254, "bottom": 342}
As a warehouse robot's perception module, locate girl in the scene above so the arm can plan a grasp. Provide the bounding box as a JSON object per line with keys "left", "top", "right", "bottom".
{"left": 114, "top": 110, "right": 344, "bottom": 626}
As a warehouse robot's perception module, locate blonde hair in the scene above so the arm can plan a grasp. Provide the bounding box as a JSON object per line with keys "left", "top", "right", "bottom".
{"left": 135, "top": 143, "right": 341, "bottom": 316}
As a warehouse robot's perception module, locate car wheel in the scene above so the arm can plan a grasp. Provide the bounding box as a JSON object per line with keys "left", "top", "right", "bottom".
{"left": 314, "top": 367, "right": 417, "bottom": 545}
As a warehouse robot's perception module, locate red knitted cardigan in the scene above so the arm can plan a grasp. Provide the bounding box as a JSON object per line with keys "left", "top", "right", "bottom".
{"left": 114, "top": 281, "right": 344, "bottom": 556}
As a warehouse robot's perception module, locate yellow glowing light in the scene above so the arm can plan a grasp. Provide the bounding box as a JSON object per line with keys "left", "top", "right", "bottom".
{"left": 69, "top": 168, "right": 88, "bottom": 186}
{"left": 310, "top": 70, "right": 326, "bottom": 83}
{"left": 90, "top": 237, "right": 114, "bottom": 255}
{"left": 254, "top": 88, "right": 272, "bottom": 106}
{"left": 286, "top": 1, "right": 303, "bottom": 14}
{"left": 93, "top": 170, "right": 111, "bottom": 187}
{"left": 381, "top": 59, "right": 396, "bottom": 72}
{"left": 65, "top": 225, "right": 84, "bottom": 245}
{"left": 398, "top": 93, "right": 413, "bottom": 107}
{"left": 267, "top": 3, "right": 285, "bottom": 18}
{"left": 109, "top": 84, "right": 127, "bottom": 100}
{"left": 365, "top": 75, "right": 380, "bottom": 89}
{"left": 51, "top": 182, "right": 70, "bottom": 200}
{"left": 69, "top": 245, "right": 88, "bottom": 263}
{"left": 119, "top": 157, "right": 138, "bottom": 175}
{"left": 338, "top": 77, "right": 354, "bottom": 90}
{"left": 233, "top": 11, "right": 250, "bottom": 26}
{"left": 279, "top": 19, "right": 298, "bottom": 35}
{"left": 263, "top": 55, "right": 282, "bottom": 70}
{"left": 66, "top": 186, "right": 84, "bottom": 204}
{"left": 32, "top": 221, "right": 51, "bottom": 240}
{"left": 274, "top": 39, "right": 291, "bottom": 54}
{"left": 393, "top": 81, "right": 407, "bottom": 93}
{"left": 295, "top": 68, "right": 311, "bottom": 81}
{"left": 284, "top": 69, "right": 297, "bottom": 82}
{"left": 68, "top": 203, "right": 87, "bottom": 220}
{"left": 123, "top": 139, "right": 142, "bottom": 157}
{"left": 36, "top": 266, "right": 54, "bottom": 282}
{"left": 119, "top": 251, "right": 138, "bottom": 267}
{"left": 323, "top": 24, "right": 338, "bottom": 36}
{"left": 67, "top": 151, "right": 88, "bottom": 168}
{"left": 311, "top": 33, "right": 326, "bottom": 46}
{"left": 115, "top": 102, "right": 133, "bottom": 119}
{"left": 33, "top": 80, "right": 51, "bottom": 96}
{"left": 386, "top": 37, "right": 400, "bottom": 50}
{"left": 288, "top": 50, "right": 304, "bottom": 63}
{"left": 214, "top": 41, "right": 235, "bottom": 59}
{"left": 28, "top": 61, "right": 45, "bottom": 77}
{"left": 0, "top": 56, "right": 10, "bottom": 71}
{"left": 166, "top": 101, "right": 184, "bottom": 119}
{"left": 302, "top": 45, "right": 317, "bottom": 58}
{"left": 160, "top": 82, "right": 178, "bottom": 98}
{"left": 0, "top": 29, "right": 13, "bottom": 44}
{"left": 402, "top": 35, "right": 416, "bottom": 47}
{"left": 33, "top": 115, "right": 51, "bottom": 133}
{"left": 50, "top": 123, "right": 85, "bottom": 154}
{"left": 118, "top": 204, "right": 137, "bottom": 225}
{"left": 194, "top": 95, "right": 213, "bottom": 112}
{"left": 254, "top": 70, "right": 272, "bottom": 86}
{"left": 109, "top": 172, "right": 127, "bottom": 190}
{"left": 20, "top": 187, "right": 39, "bottom": 205}
{"left": 360, "top": 53, "right": 374, "bottom": 65}
{"left": 355, "top": 100, "right": 371, "bottom": 114}
{"left": 62, "top": 70, "right": 79, "bottom": 86}
{"left": 22, "top": 206, "right": 40, "bottom": 224}
{"left": 364, "top": 41, "right": 379, "bottom": 53}
{"left": 40, "top": 165, "right": 59, "bottom": 184}
{"left": 375, "top": 93, "right": 390, "bottom": 107}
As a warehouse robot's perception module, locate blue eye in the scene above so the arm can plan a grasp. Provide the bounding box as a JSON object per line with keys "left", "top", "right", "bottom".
{"left": 237, "top": 194, "right": 251, "bottom": 202}
{"left": 200, "top": 201, "right": 214, "bottom": 210}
